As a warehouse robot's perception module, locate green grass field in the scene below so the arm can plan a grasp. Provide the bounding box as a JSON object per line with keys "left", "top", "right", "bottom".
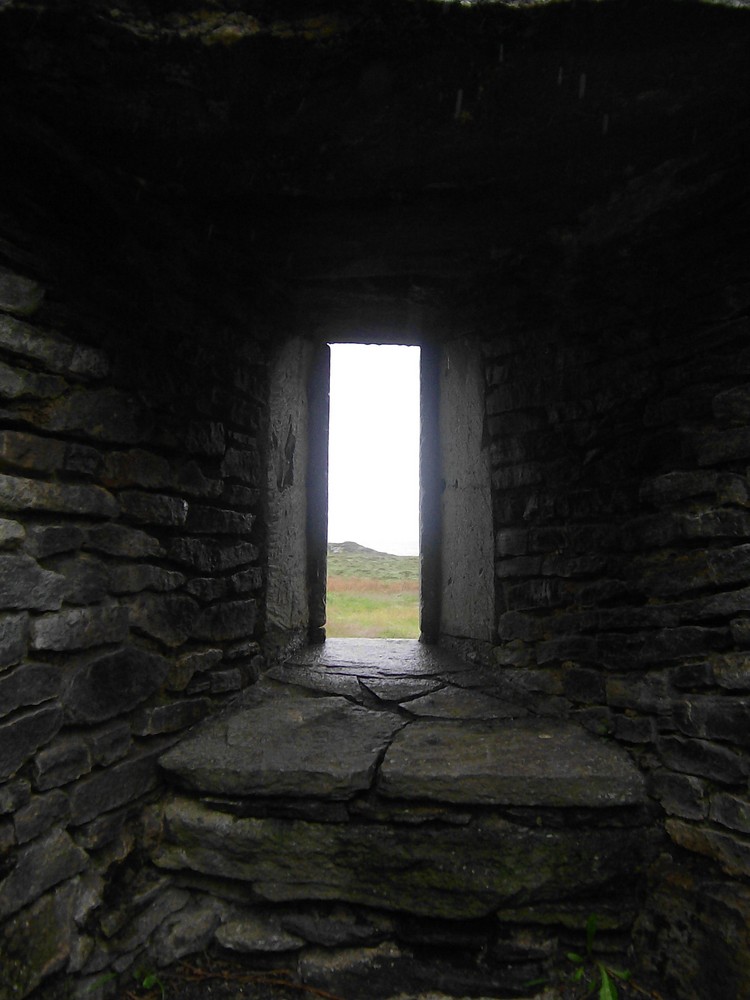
{"left": 326, "top": 542, "right": 419, "bottom": 638}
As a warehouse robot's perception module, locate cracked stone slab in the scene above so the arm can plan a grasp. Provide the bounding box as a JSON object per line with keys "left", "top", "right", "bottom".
{"left": 159, "top": 693, "right": 404, "bottom": 799}
{"left": 358, "top": 677, "right": 445, "bottom": 703}
{"left": 264, "top": 661, "right": 364, "bottom": 700}
{"left": 378, "top": 719, "right": 645, "bottom": 807}
{"left": 286, "top": 639, "right": 469, "bottom": 677}
{"left": 399, "top": 687, "right": 526, "bottom": 720}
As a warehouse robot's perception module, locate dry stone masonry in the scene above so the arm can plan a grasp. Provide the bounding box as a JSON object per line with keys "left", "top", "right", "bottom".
{"left": 0, "top": 0, "right": 749, "bottom": 997}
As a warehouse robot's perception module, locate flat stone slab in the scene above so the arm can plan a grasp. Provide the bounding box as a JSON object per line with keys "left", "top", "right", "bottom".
{"left": 378, "top": 719, "right": 646, "bottom": 807}
{"left": 287, "top": 639, "right": 469, "bottom": 677}
{"left": 159, "top": 694, "right": 404, "bottom": 799}
{"left": 400, "top": 688, "right": 525, "bottom": 720}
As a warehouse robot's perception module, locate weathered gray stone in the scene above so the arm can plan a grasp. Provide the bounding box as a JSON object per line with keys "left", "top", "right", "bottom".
{"left": 379, "top": 719, "right": 644, "bottom": 807}
{"left": 400, "top": 688, "right": 519, "bottom": 720}
{"left": 174, "top": 461, "right": 223, "bottom": 499}
{"left": 639, "top": 471, "right": 719, "bottom": 507}
{"left": 0, "top": 827, "right": 87, "bottom": 920}
{"left": 0, "top": 266, "right": 44, "bottom": 316}
{"left": 47, "top": 554, "right": 110, "bottom": 605}
{"left": 159, "top": 694, "right": 404, "bottom": 799}
{"left": 130, "top": 698, "right": 209, "bottom": 736}
{"left": 648, "top": 771, "right": 708, "bottom": 820}
{"left": 150, "top": 898, "right": 225, "bottom": 968}
{"left": 657, "top": 735, "right": 747, "bottom": 784}
{"left": 0, "top": 662, "right": 60, "bottom": 718}
{"left": 0, "top": 612, "right": 28, "bottom": 668}
{"left": 85, "top": 523, "right": 163, "bottom": 558}
{"left": 221, "top": 446, "right": 259, "bottom": 483}
{"left": 0, "top": 473, "right": 118, "bottom": 518}
{"left": 31, "top": 605, "right": 129, "bottom": 652}
{"left": 120, "top": 490, "right": 188, "bottom": 527}
{"left": 0, "top": 877, "right": 90, "bottom": 999}
{"left": 23, "top": 524, "right": 84, "bottom": 558}
{"left": 69, "top": 745, "right": 165, "bottom": 826}
{"left": 0, "top": 778, "right": 30, "bottom": 815}
{"left": 215, "top": 914, "right": 305, "bottom": 953}
{"left": 710, "top": 792, "right": 750, "bottom": 834}
{"left": 719, "top": 473, "right": 750, "bottom": 507}
{"left": 0, "top": 314, "right": 107, "bottom": 377}
{"left": 186, "top": 505, "right": 255, "bottom": 535}
{"left": 0, "top": 430, "right": 64, "bottom": 472}
{"left": 111, "top": 887, "right": 190, "bottom": 955}
{"left": 614, "top": 714, "right": 655, "bottom": 744}
{"left": 666, "top": 819, "right": 750, "bottom": 879}
{"left": 167, "top": 649, "right": 223, "bottom": 692}
{"left": 358, "top": 676, "right": 444, "bottom": 703}
{"left": 222, "top": 485, "right": 259, "bottom": 507}
{"left": 0, "top": 553, "right": 65, "bottom": 611}
{"left": 128, "top": 593, "right": 200, "bottom": 647}
{"left": 209, "top": 669, "right": 242, "bottom": 693}
{"left": 39, "top": 387, "right": 150, "bottom": 443}
{"left": 192, "top": 599, "right": 257, "bottom": 641}
{"left": 231, "top": 567, "right": 263, "bottom": 592}
{"left": 280, "top": 906, "right": 393, "bottom": 947}
{"left": 63, "top": 646, "right": 170, "bottom": 723}
{"left": 0, "top": 704, "right": 63, "bottom": 780}
{"left": 13, "top": 789, "right": 71, "bottom": 844}
{"left": 33, "top": 735, "right": 92, "bottom": 791}
{"left": 183, "top": 576, "right": 233, "bottom": 602}
{"left": 167, "top": 537, "right": 258, "bottom": 572}
{"left": 0, "top": 361, "right": 66, "bottom": 399}
{"left": 185, "top": 421, "right": 225, "bottom": 457}
{"left": 730, "top": 617, "right": 750, "bottom": 648}
{"left": 109, "top": 563, "right": 185, "bottom": 594}
{"left": 103, "top": 449, "right": 171, "bottom": 489}
{"left": 84, "top": 720, "right": 132, "bottom": 767}
{"left": 156, "top": 796, "right": 653, "bottom": 920}
{"left": 674, "top": 696, "right": 750, "bottom": 746}
{"left": 0, "top": 517, "right": 24, "bottom": 550}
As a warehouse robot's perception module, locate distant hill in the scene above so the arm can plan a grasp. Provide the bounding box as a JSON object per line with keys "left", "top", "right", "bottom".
{"left": 328, "top": 540, "right": 390, "bottom": 557}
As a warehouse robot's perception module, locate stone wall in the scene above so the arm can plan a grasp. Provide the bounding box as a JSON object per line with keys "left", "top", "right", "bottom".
{"left": 481, "top": 162, "right": 750, "bottom": 995}
{"left": 0, "top": 250, "right": 265, "bottom": 996}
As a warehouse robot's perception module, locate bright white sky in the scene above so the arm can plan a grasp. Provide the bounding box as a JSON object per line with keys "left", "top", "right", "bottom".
{"left": 327, "top": 343, "right": 420, "bottom": 556}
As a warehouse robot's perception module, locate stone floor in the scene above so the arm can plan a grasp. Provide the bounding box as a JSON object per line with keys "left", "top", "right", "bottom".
{"left": 154, "top": 640, "right": 657, "bottom": 999}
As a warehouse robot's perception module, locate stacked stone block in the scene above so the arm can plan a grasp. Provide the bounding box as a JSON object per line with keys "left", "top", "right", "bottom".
{"left": 0, "top": 263, "right": 263, "bottom": 996}
{"left": 484, "top": 295, "right": 750, "bottom": 993}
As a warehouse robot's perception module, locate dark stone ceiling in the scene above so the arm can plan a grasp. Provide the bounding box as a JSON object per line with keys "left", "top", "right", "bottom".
{"left": 0, "top": 0, "right": 748, "bottom": 342}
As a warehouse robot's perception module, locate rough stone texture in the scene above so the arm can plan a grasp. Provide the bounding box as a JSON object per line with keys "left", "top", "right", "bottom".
{"left": 84, "top": 523, "right": 163, "bottom": 558}
{"left": 0, "top": 473, "right": 118, "bottom": 518}
{"left": 0, "top": 554, "right": 65, "bottom": 611}
{"left": 215, "top": 914, "right": 305, "bottom": 953}
{"left": 0, "top": 705, "right": 63, "bottom": 780}
{"left": 0, "top": 829, "right": 87, "bottom": 921}
{"left": 127, "top": 593, "right": 200, "bottom": 647}
{"left": 68, "top": 745, "right": 165, "bottom": 826}
{"left": 63, "top": 647, "right": 170, "bottom": 724}
{"left": 0, "top": 315, "right": 107, "bottom": 378}
{"left": 0, "top": 612, "right": 29, "bottom": 668}
{"left": 0, "top": 662, "right": 60, "bottom": 718}
{"left": 0, "top": 1, "right": 748, "bottom": 995}
{"left": 379, "top": 719, "right": 645, "bottom": 807}
{"left": 159, "top": 693, "right": 405, "bottom": 799}
{"left": 31, "top": 605, "right": 129, "bottom": 652}
{"left": 156, "top": 795, "right": 652, "bottom": 920}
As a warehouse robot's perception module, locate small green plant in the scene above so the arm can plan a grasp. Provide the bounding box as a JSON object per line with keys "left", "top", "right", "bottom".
{"left": 133, "top": 967, "right": 166, "bottom": 999}
{"left": 566, "top": 914, "right": 631, "bottom": 1000}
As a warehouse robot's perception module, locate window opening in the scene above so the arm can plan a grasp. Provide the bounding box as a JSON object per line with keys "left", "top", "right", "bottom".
{"left": 326, "top": 343, "right": 420, "bottom": 638}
